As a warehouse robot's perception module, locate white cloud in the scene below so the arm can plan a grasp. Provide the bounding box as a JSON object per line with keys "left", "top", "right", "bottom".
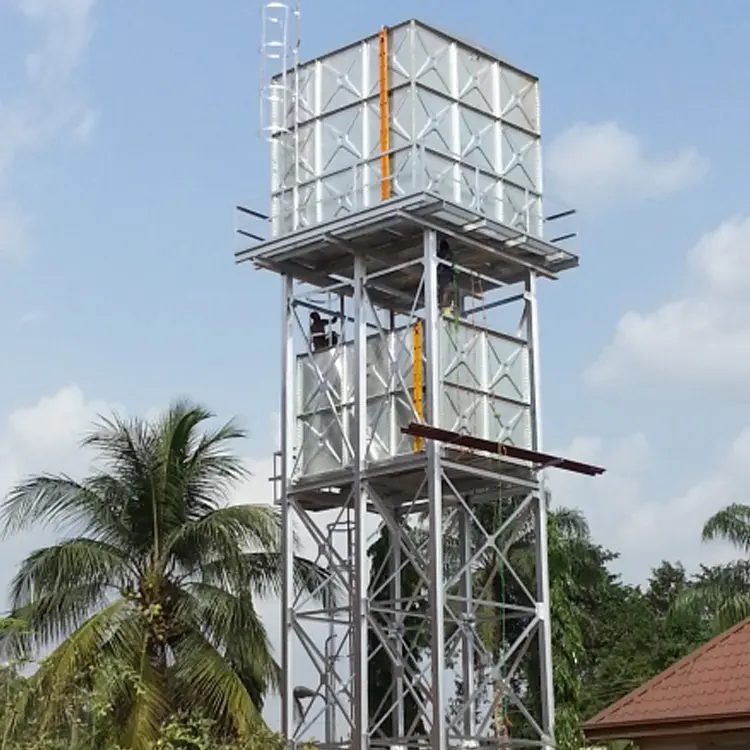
{"left": 549, "top": 430, "right": 744, "bottom": 583}
{"left": 548, "top": 433, "right": 649, "bottom": 580}
{"left": 0, "top": 384, "right": 118, "bottom": 610}
{"left": 7, "top": 384, "right": 114, "bottom": 457}
{"left": 1, "top": 0, "right": 97, "bottom": 175}
{"left": 546, "top": 121, "right": 709, "bottom": 209}
{"left": 587, "top": 215, "right": 750, "bottom": 386}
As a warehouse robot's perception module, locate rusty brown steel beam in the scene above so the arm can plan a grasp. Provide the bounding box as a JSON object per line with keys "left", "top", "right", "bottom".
{"left": 401, "top": 422, "right": 605, "bottom": 477}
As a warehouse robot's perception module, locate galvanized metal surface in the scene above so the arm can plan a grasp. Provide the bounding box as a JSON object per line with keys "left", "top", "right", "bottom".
{"left": 294, "top": 319, "right": 530, "bottom": 479}
{"left": 270, "top": 20, "right": 543, "bottom": 239}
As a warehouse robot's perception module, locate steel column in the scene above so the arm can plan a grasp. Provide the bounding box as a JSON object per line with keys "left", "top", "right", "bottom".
{"left": 458, "top": 509, "right": 476, "bottom": 738}
{"left": 325, "top": 523, "right": 337, "bottom": 744}
{"left": 280, "top": 274, "right": 295, "bottom": 740}
{"left": 389, "top": 539, "right": 406, "bottom": 739}
{"left": 353, "top": 254, "right": 370, "bottom": 750}
{"left": 423, "top": 228, "right": 447, "bottom": 750}
{"left": 525, "top": 270, "right": 555, "bottom": 747}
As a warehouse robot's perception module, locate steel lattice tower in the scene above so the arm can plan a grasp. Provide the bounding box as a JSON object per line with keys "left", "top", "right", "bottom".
{"left": 238, "top": 19, "right": 603, "bottom": 750}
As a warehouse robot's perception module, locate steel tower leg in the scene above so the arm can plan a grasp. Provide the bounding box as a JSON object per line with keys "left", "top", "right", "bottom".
{"left": 280, "top": 273, "right": 295, "bottom": 741}
{"left": 353, "top": 254, "right": 370, "bottom": 750}
{"left": 423, "top": 228, "right": 447, "bottom": 750}
{"left": 389, "top": 540, "right": 406, "bottom": 741}
{"left": 525, "top": 270, "right": 555, "bottom": 748}
{"left": 458, "top": 509, "right": 476, "bottom": 738}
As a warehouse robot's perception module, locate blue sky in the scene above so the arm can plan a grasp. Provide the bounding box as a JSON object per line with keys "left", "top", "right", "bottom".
{"left": 1, "top": 0, "right": 750, "bottom": 601}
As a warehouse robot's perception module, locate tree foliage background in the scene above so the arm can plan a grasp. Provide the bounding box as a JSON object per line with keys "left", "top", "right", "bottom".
{"left": 365, "top": 495, "right": 749, "bottom": 750}
{"left": 1, "top": 402, "right": 749, "bottom": 749}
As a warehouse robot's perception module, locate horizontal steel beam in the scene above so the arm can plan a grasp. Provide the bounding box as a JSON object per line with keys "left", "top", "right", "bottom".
{"left": 401, "top": 422, "right": 606, "bottom": 477}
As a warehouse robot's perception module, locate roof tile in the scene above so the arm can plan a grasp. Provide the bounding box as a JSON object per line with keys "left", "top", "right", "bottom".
{"left": 584, "top": 618, "right": 750, "bottom": 731}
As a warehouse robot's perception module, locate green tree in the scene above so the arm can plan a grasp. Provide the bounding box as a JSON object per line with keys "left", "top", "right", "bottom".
{"left": 581, "top": 561, "right": 709, "bottom": 718}
{"left": 1, "top": 662, "right": 24, "bottom": 749}
{"left": 0, "top": 401, "right": 326, "bottom": 750}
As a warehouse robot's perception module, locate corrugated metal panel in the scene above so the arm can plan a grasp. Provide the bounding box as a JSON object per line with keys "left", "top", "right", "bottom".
{"left": 294, "top": 318, "right": 531, "bottom": 479}
{"left": 270, "top": 20, "right": 543, "bottom": 240}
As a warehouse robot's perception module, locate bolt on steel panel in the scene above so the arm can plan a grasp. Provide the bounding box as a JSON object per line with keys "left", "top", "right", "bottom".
{"left": 295, "top": 318, "right": 532, "bottom": 479}
{"left": 270, "top": 20, "right": 543, "bottom": 239}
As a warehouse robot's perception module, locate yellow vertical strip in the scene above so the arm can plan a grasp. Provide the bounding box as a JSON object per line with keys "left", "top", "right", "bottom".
{"left": 378, "top": 27, "right": 391, "bottom": 200}
{"left": 413, "top": 321, "right": 424, "bottom": 451}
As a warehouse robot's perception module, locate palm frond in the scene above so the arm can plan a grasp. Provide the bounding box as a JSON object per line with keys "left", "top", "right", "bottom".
{"left": 157, "top": 402, "right": 225, "bottom": 526}
{"left": 176, "top": 581, "right": 281, "bottom": 698}
{"left": 121, "top": 628, "right": 170, "bottom": 750}
{"left": 82, "top": 410, "right": 157, "bottom": 475}
{"left": 552, "top": 507, "right": 590, "bottom": 541}
{"left": 6, "top": 537, "right": 135, "bottom": 656}
{"left": 672, "top": 584, "right": 750, "bottom": 634}
{"left": 82, "top": 473, "right": 148, "bottom": 548}
{"left": 6, "top": 584, "right": 114, "bottom": 659}
{"left": 9, "top": 537, "right": 132, "bottom": 607}
{"left": 2, "top": 673, "right": 34, "bottom": 743}
{"left": 1, "top": 475, "right": 116, "bottom": 539}
{"left": 17, "top": 600, "right": 132, "bottom": 731}
{"left": 702, "top": 504, "right": 750, "bottom": 554}
{"left": 170, "top": 627, "right": 263, "bottom": 737}
{"left": 184, "top": 418, "right": 250, "bottom": 510}
{"left": 672, "top": 559, "right": 750, "bottom": 634}
{"left": 85, "top": 655, "right": 159, "bottom": 748}
{"left": 83, "top": 412, "right": 167, "bottom": 556}
{"left": 152, "top": 401, "right": 251, "bottom": 521}
{"left": 198, "top": 551, "right": 337, "bottom": 605}
{"left": 164, "top": 505, "right": 280, "bottom": 579}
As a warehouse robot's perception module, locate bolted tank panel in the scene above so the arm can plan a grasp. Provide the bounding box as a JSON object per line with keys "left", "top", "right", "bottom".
{"left": 270, "top": 19, "right": 542, "bottom": 240}
{"left": 294, "top": 319, "right": 531, "bottom": 480}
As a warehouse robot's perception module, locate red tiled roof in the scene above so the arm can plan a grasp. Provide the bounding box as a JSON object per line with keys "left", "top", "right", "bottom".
{"left": 583, "top": 618, "right": 750, "bottom": 739}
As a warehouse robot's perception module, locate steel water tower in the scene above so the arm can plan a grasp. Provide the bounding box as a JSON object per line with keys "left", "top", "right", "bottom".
{"left": 238, "top": 14, "right": 603, "bottom": 750}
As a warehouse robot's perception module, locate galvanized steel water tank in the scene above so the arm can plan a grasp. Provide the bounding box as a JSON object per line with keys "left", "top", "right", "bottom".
{"left": 269, "top": 20, "right": 543, "bottom": 240}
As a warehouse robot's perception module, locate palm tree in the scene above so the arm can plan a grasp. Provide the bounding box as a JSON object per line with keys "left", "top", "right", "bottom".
{"left": 672, "top": 504, "right": 750, "bottom": 633}
{"left": 0, "top": 400, "right": 326, "bottom": 749}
